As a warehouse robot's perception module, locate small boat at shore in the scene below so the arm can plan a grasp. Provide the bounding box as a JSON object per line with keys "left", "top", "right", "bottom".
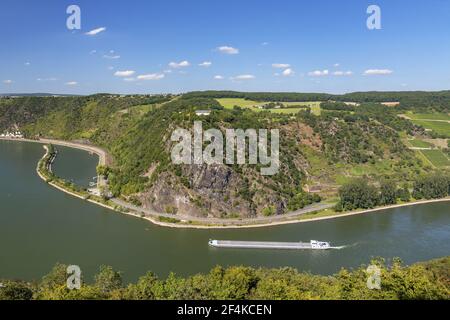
{"left": 208, "top": 240, "right": 333, "bottom": 250}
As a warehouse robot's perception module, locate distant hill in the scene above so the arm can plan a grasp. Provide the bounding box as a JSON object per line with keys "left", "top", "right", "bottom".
{"left": 0, "top": 93, "right": 80, "bottom": 97}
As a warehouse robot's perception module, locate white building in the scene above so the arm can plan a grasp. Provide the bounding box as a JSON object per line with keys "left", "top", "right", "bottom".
{"left": 195, "top": 110, "right": 212, "bottom": 116}
{"left": 0, "top": 131, "right": 23, "bottom": 139}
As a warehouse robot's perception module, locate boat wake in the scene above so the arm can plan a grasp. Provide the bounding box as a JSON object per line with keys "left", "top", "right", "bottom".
{"left": 329, "top": 246, "right": 347, "bottom": 250}
{"left": 329, "top": 243, "right": 359, "bottom": 250}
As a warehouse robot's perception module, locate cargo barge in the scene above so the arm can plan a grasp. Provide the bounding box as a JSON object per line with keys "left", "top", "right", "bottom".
{"left": 208, "top": 240, "right": 333, "bottom": 250}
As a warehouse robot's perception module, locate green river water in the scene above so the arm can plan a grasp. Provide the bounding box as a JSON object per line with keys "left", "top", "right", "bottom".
{"left": 0, "top": 140, "right": 449, "bottom": 283}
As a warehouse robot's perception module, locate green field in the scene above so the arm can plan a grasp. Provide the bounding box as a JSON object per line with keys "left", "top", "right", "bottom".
{"left": 216, "top": 98, "right": 261, "bottom": 109}
{"left": 411, "top": 120, "right": 450, "bottom": 137}
{"left": 408, "top": 139, "right": 433, "bottom": 148}
{"left": 281, "top": 101, "right": 321, "bottom": 115}
{"left": 420, "top": 149, "right": 450, "bottom": 167}
{"left": 310, "top": 104, "right": 321, "bottom": 116}
{"left": 216, "top": 98, "right": 321, "bottom": 115}
{"left": 407, "top": 113, "right": 450, "bottom": 121}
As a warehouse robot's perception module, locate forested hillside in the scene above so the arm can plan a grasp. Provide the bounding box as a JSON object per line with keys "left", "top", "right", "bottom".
{"left": 0, "top": 95, "right": 172, "bottom": 136}
{"left": 0, "top": 90, "right": 448, "bottom": 218}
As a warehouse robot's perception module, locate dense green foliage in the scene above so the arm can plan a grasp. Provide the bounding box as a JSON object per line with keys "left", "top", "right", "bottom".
{"left": 337, "top": 173, "right": 450, "bottom": 211}
{"left": 183, "top": 91, "right": 332, "bottom": 102}
{"left": 336, "top": 179, "right": 380, "bottom": 211}
{"left": 298, "top": 109, "right": 413, "bottom": 164}
{"left": 1, "top": 257, "right": 448, "bottom": 300}
{"left": 379, "top": 179, "right": 398, "bottom": 205}
{"left": 107, "top": 97, "right": 223, "bottom": 195}
{"left": 320, "top": 101, "right": 356, "bottom": 112}
{"left": 0, "top": 95, "right": 171, "bottom": 134}
{"left": 413, "top": 174, "right": 450, "bottom": 200}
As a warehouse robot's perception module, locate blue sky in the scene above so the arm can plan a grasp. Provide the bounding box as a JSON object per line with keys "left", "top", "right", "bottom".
{"left": 1, "top": 0, "right": 450, "bottom": 94}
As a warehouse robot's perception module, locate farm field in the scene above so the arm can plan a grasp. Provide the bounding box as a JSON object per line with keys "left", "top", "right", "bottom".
{"left": 406, "top": 112, "right": 450, "bottom": 121}
{"left": 420, "top": 149, "right": 450, "bottom": 167}
{"left": 411, "top": 120, "right": 450, "bottom": 137}
{"left": 216, "top": 98, "right": 261, "bottom": 109}
{"left": 216, "top": 98, "right": 322, "bottom": 115}
{"left": 408, "top": 139, "right": 434, "bottom": 148}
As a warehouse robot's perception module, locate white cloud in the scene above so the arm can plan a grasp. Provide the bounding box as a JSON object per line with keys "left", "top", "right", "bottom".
{"left": 364, "top": 69, "right": 393, "bottom": 75}
{"left": 103, "top": 54, "right": 120, "bottom": 59}
{"left": 37, "top": 77, "right": 57, "bottom": 81}
{"left": 272, "top": 63, "right": 290, "bottom": 69}
{"left": 333, "top": 71, "right": 353, "bottom": 76}
{"left": 199, "top": 61, "right": 212, "bottom": 67}
{"left": 137, "top": 73, "right": 165, "bottom": 81}
{"left": 65, "top": 81, "right": 78, "bottom": 86}
{"left": 169, "top": 60, "right": 190, "bottom": 68}
{"left": 114, "top": 70, "right": 136, "bottom": 77}
{"left": 231, "top": 74, "right": 255, "bottom": 80}
{"left": 214, "top": 75, "right": 224, "bottom": 80}
{"left": 163, "top": 69, "right": 172, "bottom": 74}
{"left": 90, "top": 50, "right": 97, "bottom": 55}
{"left": 24, "top": 62, "right": 31, "bottom": 66}
{"left": 85, "top": 27, "right": 106, "bottom": 36}
{"left": 217, "top": 46, "right": 239, "bottom": 55}
{"left": 3, "top": 80, "right": 13, "bottom": 84}
{"left": 107, "top": 66, "right": 114, "bottom": 70}
{"left": 282, "top": 68, "right": 294, "bottom": 77}
{"left": 261, "top": 42, "right": 269, "bottom": 46}
{"left": 334, "top": 63, "right": 340, "bottom": 67}
{"left": 308, "top": 70, "right": 329, "bottom": 77}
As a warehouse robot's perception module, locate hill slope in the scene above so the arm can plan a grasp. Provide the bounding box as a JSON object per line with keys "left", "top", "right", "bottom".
{"left": 1, "top": 91, "right": 448, "bottom": 218}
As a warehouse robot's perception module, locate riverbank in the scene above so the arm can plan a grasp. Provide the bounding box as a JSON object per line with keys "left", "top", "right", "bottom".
{"left": 3, "top": 137, "right": 449, "bottom": 229}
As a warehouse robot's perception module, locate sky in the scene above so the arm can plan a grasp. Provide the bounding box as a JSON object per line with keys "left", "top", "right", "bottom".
{"left": 1, "top": 0, "right": 450, "bottom": 95}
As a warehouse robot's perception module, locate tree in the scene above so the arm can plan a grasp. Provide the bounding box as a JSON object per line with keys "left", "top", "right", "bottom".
{"left": 396, "top": 184, "right": 411, "bottom": 202}
{"left": 337, "top": 178, "right": 379, "bottom": 211}
{"left": 379, "top": 180, "right": 397, "bottom": 205}
{"left": 262, "top": 206, "right": 276, "bottom": 217}
{"left": 0, "top": 281, "right": 33, "bottom": 300}
{"left": 413, "top": 174, "right": 449, "bottom": 199}
{"left": 94, "top": 265, "right": 123, "bottom": 294}
{"left": 125, "top": 272, "right": 159, "bottom": 300}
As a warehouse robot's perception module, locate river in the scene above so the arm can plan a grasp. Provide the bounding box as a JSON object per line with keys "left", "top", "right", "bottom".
{"left": 0, "top": 140, "right": 449, "bottom": 283}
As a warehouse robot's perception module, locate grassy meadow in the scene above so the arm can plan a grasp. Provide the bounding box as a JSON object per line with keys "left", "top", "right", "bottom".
{"left": 216, "top": 98, "right": 322, "bottom": 115}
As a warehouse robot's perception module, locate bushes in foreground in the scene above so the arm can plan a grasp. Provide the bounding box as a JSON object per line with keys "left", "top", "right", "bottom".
{"left": 1, "top": 257, "right": 449, "bottom": 300}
